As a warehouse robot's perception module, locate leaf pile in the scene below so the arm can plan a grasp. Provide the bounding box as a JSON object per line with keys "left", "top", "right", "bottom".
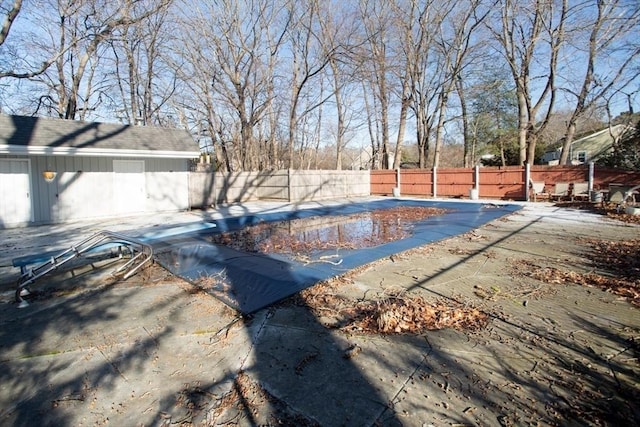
{"left": 528, "top": 267, "right": 639, "bottom": 305}
{"left": 605, "top": 210, "right": 640, "bottom": 225}
{"left": 297, "top": 283, "right": 488, "bottom": 334}
{"left": 515, "top": 239, "right": 640, "bottom": 307}
{"left": 193, "top": 274, "right": 230, "bottom": 293}
{"left": 341, "top": 295, "right": 489, "bottom": 334}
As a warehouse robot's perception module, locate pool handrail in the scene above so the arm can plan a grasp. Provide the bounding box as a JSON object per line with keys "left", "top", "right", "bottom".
{"left": 15, "top": 230, "right": 153, "bottom": 308}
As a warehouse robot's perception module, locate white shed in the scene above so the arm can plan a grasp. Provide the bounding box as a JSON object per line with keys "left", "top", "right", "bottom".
{"left": 0, "top": 115, "right": 200, "bottom": 227}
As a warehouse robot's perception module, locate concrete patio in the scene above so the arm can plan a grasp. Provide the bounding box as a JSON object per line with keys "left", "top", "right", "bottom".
{"left": 0, "top": 198, "right": 638, "bottom": 426}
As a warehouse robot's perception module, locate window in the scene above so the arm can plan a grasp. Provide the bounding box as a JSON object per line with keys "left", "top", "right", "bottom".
{"left": 576, "top": 151, "right": 587, "bottom": 163}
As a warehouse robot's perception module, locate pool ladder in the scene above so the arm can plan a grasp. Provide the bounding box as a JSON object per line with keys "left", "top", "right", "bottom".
{"left": 15, "top": 230, "right": 153, "bottom": 308}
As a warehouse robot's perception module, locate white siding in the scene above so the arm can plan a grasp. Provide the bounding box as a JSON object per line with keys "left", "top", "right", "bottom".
{"left": 1, "top": 154, "right": 192, "bottom": 225}
{"left": 54, "top": 172, "right": 113, "bottom": 222}
{"left": 113, "top": 160, "right": 146, "bottom": 215}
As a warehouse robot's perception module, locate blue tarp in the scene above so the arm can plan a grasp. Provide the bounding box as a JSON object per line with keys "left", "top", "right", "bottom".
{"left": 153, "top": 199, "right": 521, "bottom": 314}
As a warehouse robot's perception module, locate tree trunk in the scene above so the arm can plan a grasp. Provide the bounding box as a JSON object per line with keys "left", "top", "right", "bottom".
{"left": 393, "top": 80, "right": 410, "bottom": 170}
{"left": 457, "top": 76, "right": 471, "bottom": 167}
{"left": 561, "top": 121, "right": 577, "bottom": 164}
{"left": 516, "top": 91, "right": 528, "bottom": 164}
{"left": 417, "top": 109, "right": 430, "bottom": 168}
{"left": 332, "top": 60, "right": 345, "bottom": 170}
{"left": 0, "top": 0, "right": 22, "bottom": 46}
{"left": 432, "top": 91, "right": 449, "bottom": 169}
{"left": 379, "top": 87, "right": 390, "bottom": 169}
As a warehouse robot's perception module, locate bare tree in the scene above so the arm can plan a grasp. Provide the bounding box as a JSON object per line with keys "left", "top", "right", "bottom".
{"left": 360, "top": 79, "right": 381, "bottom": 169}
{"left": 456, "top": 70, "right": 473, "bottom": 167}
{"left": 317, "top": 1, "right": 360, "bottom": 170}
{"left": 401, "top": 1, "right": 441, "bottom": 169}
{"left": 388, "top": 0, "right": 418, "bottom": 170}
{"left": 5, "top": 0, "right": 636, "bottom": 173}
{"left": 358, "top": 0, "right": 395, "bottom": 169}
{"left": 178, "top": 0, "right": 288, "bottom": 171}
{"left": 0, "top": 0, "right": 69, "bottom": 79}
{"left": 110, "top": 4, "right": 177, "bottom": 126}
{"left": 17, "top": 0, "right": 172, "bottom": 119}
{"left": 558, "top": 0, "right": 640, "bottom": 164}
{"left": 490, "top": 0, "right": 567, "bottom": 165}
{"left": 389, "top": 0, "right": 483, "bottom": 169}
{"left": 431, "top": 0, "right": 490, "bottom": 168}
{"left": 284, "top": 0, "right": 333, "bottom": 169}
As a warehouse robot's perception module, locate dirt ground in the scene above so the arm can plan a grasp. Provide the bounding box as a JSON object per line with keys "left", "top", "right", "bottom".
{"left": 0, "top": 199, "right": 638, "bottom": 426}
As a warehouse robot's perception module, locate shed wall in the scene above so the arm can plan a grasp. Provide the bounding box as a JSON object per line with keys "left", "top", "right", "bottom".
{"left": 0, "top": 154, "right": 190, "bottom": 225}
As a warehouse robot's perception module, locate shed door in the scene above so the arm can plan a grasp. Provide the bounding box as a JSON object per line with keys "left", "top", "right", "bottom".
{"left": 113, "top": 160, "right": 146, "bottom": 215}
{"left": 0, "top": 159, "right": 33, "bottom": 224}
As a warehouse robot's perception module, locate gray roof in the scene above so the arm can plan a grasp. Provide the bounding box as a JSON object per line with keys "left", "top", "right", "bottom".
{"left": 0, "top": 114, "right": 200, "bottom": 158}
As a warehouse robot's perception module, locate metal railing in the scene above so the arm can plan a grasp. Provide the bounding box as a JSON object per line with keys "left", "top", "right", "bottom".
{"left": 15, "top": 230, "right": 153, "bottom": 308}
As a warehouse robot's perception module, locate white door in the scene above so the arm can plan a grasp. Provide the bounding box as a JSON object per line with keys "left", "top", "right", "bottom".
{"left": 0, "top": 159, "right": 33, "bottom": 224}
{"left": 113, "top": 160, "right": 146, "bottom": 215}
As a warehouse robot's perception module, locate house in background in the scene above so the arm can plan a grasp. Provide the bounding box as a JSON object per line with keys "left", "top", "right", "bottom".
{"left": 0, "top": 114, "right": 201, "bottom": 227}
{"left": 542, "top": 124, "right": 628, "bottom": 165}
{"left": 348, "top": 145, "right": 395, "bottom": 170}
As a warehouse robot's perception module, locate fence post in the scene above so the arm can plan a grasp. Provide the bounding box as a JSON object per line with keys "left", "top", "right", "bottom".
{"left": 393, "top": 168, "right": 401, "bottom": 197}
{"left": 432, "top": 167, "right": 438, "bottom": 198}
{"left": 588, "top": 162, "right": 594, "bottom": 192}
{"left": 525, "top": 163, "right": 531, "bottom": 202}
{"left": 287, "top": 168, "right": 292, "bottom": 202}
{"left": 212, "top": 171, "right": 218, "bottom": 208}
{"left": 475, "top": 165, "right": 480, "bottom": 192}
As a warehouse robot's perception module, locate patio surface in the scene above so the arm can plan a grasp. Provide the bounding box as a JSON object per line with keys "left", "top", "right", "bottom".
{"left": 0, "top": 197, "right": 638, "bottom": 426}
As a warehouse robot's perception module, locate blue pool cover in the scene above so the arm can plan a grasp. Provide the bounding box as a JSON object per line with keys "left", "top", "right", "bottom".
{"left": 152, "top": 199, "right": 521, "bottom": 314}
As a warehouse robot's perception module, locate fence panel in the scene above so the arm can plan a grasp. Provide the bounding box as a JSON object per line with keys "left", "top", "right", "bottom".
{"left": 194, "top": 166, "right": 640, "bottom": 207}
{"left": 593, "top": 168, "right": 640, "bottom": 189}
{"left": 257, "top": 170, "right": 289, "bottom": 200}
{"left": 188, "top": 172, "right": 216, "bottom": 208}
{"left": 402, "top": 169, "right": 433, "bottom": 196}
{"left": 289, "top": 170, "right": 370, "bottom": 200}
{"left": 370, "top": 170, "right": 396, "bottom": 195}
{"left": 530, "top": 166, "right": 588, "bottom": 194}
{"left": 437, "top": 168, "right": 475, "bottom": 197}
{"left": 479, "top": 167, "right": 525, "bottom": 199}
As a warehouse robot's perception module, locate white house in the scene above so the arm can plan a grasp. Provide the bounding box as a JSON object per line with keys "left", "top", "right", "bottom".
{"left": 0, "top": 114, "right": 201, "bottom": 227}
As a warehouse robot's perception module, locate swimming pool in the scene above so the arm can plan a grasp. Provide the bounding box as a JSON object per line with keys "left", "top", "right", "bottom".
{"left": 153, "top": 199, "right": 521, "bottom": 314}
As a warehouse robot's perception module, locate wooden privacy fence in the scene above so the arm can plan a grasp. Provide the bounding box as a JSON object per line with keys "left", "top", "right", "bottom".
{"left": 188, "top": 166, "right": 639, "bottom": 208}
{"left": 189, "top": 169, "right": 371, "bottom": 208}
{"left": 371, "top": 165, "right": 640, "bottom": 201}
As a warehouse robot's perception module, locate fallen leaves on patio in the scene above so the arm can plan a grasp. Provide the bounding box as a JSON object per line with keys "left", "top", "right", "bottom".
{"left": 586, "top": 238, "right": 640, "bottom": 280}
{"left": 605, "top": 210, "right": 640, "bottom": 224}
{"left": 207, "top": 371, "right": 320, "bottom": 426}
{"left": 555, "top": 201, "right": 640, "bottom": 225}
{"left": 513, "top": 238, "right": 640, "bottom": 307}
{"left": 297, "top": 283, "right": 489, "bottom": 334}
{"left": 343, "top": 295, "right": 489, "bottom": 334}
